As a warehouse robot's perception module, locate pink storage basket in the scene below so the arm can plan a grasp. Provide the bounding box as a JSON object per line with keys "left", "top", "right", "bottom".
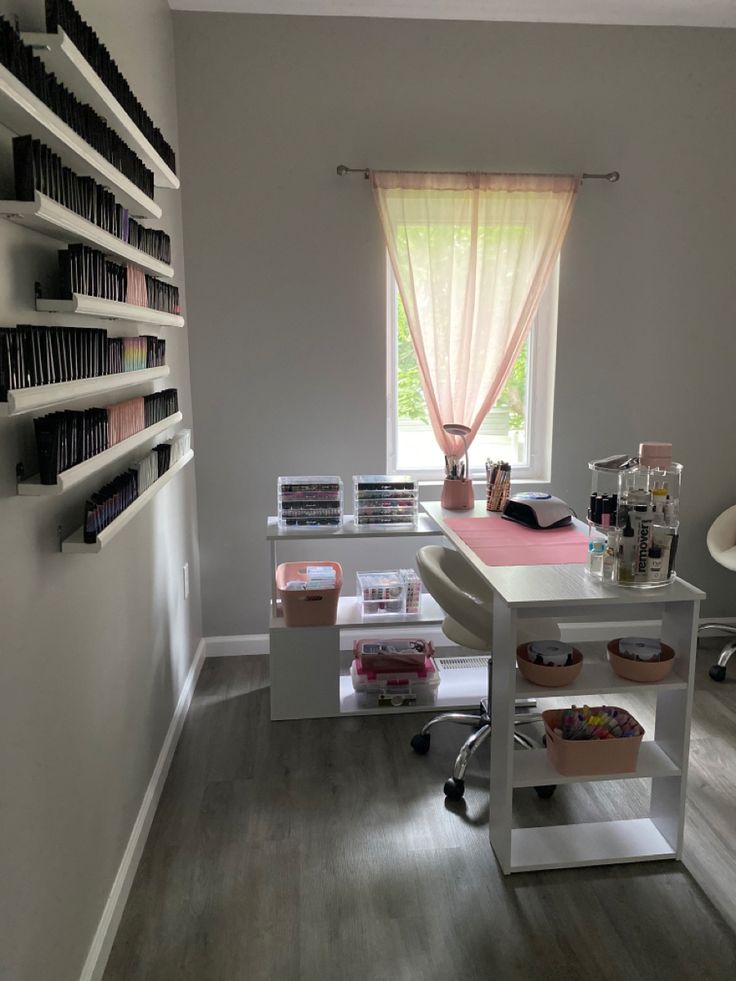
{"left": 275, "top": 561, "right": 343, "bottom": 627}
{"left": 543, "top": 707, "right": 644, "bottom": 776}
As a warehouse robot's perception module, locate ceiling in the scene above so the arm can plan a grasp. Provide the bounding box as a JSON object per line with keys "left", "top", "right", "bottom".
{"left": 167, "top": 0, "right": 736, "bottom": 29}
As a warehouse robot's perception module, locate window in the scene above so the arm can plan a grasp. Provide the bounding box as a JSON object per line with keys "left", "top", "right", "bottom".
{"left": 387, "top": 260, "right": 558, "bottom": 482}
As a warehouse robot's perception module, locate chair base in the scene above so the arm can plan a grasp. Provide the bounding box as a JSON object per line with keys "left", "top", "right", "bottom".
{"left": 699, "top": 623, "right": 736, "bottom": 682}
{"left": 412, "top": 696, "right": 549, "bottom": 799}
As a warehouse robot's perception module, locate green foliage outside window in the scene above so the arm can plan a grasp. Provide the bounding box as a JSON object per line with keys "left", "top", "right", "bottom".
{"left": 396, "top": 295, "right": 527, "bottom": 431}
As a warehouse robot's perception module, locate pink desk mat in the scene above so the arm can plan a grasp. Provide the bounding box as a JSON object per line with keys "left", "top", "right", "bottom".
{"left": 445, "top": 515, "right": 589, "bottom": 567}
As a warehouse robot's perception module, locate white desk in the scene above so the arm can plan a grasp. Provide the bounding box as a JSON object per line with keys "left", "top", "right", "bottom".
{"left": 423, "top": 501, "right": 705, "bottom": 874}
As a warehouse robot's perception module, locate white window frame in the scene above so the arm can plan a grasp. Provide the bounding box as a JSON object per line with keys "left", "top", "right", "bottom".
{"left": 386, "top": 258, "right": 558, "bottom": 483}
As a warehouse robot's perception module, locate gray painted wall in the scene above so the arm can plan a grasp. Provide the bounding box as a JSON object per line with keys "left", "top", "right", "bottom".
{"left": 173, "top": 13, "right": 736, "bottom": 635}
{"left": 0, "top": 2, "right": 202, "bottom": 979}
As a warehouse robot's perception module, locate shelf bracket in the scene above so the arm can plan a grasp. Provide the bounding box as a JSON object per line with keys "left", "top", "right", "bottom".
{"left": 16, "top": 462, "right": 25, "bottom": 482}
{"left": 57, "top": 524, "right": 63, "bottom": 553}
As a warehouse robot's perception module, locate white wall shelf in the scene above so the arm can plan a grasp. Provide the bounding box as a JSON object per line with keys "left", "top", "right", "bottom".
{"left": 18, "top": 411, "right": 182, "bottom": 496}
{"left": 61, "top": 448, "right": 193, "bottom": 553}
{"left": 1, "top": 365, "right": 170, "bottom": 418}
{"left": 0, "top": 193, "right": 174, "bottom": 278}
{"left": 0, "top": 62, "right": 160, "bottom": 220}
{"left": 22, "top": 29, "right": 180, "bottom": 191}
{"left": 36, "top": 295, "right": 184, "bottom": 329}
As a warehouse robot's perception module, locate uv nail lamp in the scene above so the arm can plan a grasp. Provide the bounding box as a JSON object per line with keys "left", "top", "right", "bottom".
{"left": 503, "top": 492, "right": 574, "bottom": 530}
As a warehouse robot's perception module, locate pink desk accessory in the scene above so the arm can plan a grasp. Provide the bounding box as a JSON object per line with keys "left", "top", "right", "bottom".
{"left": 445, "top": 515, "right": 589, "bottom": 567}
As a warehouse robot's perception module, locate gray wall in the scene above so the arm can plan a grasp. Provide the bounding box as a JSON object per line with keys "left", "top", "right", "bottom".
{"left": 0, "top": 3, "right": 202, "bottom": 980}
{"left": 173, "top": 12, "right": 736, "bottom": 636}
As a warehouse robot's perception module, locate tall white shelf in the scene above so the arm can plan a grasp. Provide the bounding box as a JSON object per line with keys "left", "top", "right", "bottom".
{"left": 423, "top": 501, "right": 705, "bottom": 875}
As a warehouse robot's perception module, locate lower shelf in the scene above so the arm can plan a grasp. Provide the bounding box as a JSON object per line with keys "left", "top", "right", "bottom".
{"left": 61, "top": 449, "right": 193, "bottom": 553}
{"left": 509, "top": 818, "right": 676, "bottom": 872}
{"left": 339, "top": 659, "right": 487, "bottom": 716}
{"left": 512, "top": 742, "right": 681, "bottom": 787}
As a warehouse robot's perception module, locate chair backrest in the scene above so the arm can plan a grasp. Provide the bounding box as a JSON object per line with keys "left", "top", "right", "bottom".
{"left": 416, "top": 545, "right": 494, "bottom": 645}
{"left": 416, "top": 545, "right": 562, "bottom": 650}
{"left": 707, "top": 504, "right": 736, "bottom": 572}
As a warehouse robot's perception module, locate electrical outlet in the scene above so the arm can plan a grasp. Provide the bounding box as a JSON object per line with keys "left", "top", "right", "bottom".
{"left": 183, "top": 562, "right": 190, "bottom": 599}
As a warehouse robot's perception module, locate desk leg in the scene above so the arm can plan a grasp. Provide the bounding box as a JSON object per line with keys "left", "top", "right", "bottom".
{"left": 651, "top": 599, "right": 700, "bottom": 857}
{"left": 489, "top": 595, "right": 518, "bottom": 874}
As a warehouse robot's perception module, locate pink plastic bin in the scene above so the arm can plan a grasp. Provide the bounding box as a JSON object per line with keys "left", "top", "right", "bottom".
{"left": 275, "top": 561, "right": 343, "bottom": 627}
{"left": 542, "top": 707, "right": 645, "bottom": 776}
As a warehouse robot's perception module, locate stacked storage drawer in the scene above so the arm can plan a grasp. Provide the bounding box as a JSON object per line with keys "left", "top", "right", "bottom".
{"left": 277, "top": 475, "right": 343, "bottom": 528}
{"left": 353, "top": 474, "right": 418, "bottom": 527}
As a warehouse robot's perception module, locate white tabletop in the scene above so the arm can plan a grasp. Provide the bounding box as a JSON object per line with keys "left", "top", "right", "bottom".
{"left": 422, "top": 501, "right": 705, "bottom": 610}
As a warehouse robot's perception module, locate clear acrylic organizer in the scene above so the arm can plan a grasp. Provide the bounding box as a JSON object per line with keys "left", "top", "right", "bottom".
{"left": 588, "top": 445, "right": 682, "bottom": 588}
{"left": 277, "top": 475, "right": 343, "bottom": 529}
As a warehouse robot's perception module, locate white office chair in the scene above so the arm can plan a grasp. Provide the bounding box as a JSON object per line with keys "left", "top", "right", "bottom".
{"left": 410, "top": 545, "right": 560, "bottom": 800}
{"left": 701, "top": 504, "right": 736, "bottom": 682}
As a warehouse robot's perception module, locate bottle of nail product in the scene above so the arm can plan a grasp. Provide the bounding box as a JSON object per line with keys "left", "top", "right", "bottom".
{"left": 618, "top": 516, "right": 636, "bottom": 583}
{"left": 647, "top": 544, "right": 664, "bottom": 582}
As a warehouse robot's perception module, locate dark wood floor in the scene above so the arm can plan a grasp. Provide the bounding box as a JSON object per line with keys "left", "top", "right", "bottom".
{"left": 104, "top": 643, "right": 736, "bottom": 981}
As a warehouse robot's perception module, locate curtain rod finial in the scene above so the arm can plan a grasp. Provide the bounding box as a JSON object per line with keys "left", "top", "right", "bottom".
{"left": 336, "top": 164, "right": 348, "bottom": 176}
{"left": 608, "top": 171, "right": 621, "bottom": 182}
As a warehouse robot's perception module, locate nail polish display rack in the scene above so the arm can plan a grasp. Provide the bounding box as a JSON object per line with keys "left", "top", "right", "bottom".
{"left": 0, "top": 8, "right": 191, "bottom": 552}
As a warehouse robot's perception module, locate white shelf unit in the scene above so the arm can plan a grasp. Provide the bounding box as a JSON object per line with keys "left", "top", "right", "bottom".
{"left": 1, "top": 366, "right": 170, "bottom": 418}
{"left": 22, "top": 29, "right": 179, "bottom": 191}
{"left": 267, "top": 512, "right": 447, "bottom": 721}
{"left": 18, "top": 411, "right": 182, "bottom": 496}
{"left": 61, "top": 448, "right": 193, "bottom": 553}
{"left": 0, "top": 193, "right": 173, "bottom": 278}
{"left": 0, "top": 62, "right": 160, "bottom": 219}
{"left": 421, "top": 501, "right": 704, "bottom": 875}
{"left": 36, "top": 295, "right": 184, "bottom": 329}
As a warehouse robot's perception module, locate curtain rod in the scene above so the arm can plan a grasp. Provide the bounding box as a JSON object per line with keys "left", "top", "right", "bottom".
{"left": 336, "top": 164, "right": 620, "bottom": 182}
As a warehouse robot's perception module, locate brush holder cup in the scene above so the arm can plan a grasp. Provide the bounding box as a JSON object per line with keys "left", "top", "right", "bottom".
{"left": 441, "top": 478, "right": 474, "bottom": 511}
{"left": 588, "top": 446, "right": 682, "bottom": 588}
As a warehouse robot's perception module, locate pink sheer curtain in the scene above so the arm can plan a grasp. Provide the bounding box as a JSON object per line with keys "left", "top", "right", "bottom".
{"left": 371, "top": 171, "right": 578, "bottom": 458}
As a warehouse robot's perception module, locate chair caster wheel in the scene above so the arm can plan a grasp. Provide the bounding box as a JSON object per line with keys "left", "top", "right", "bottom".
{"left": 444, "top": 777, "right": 465, "bottom": 800}
{"left": 709, "top": 665, "right": 727, "bottom": 683}
{"left": 411, "top": 733, "right": 431, "bottom": 755}
{"left": 534, "top": 785, "right": 556, "bottom": 799}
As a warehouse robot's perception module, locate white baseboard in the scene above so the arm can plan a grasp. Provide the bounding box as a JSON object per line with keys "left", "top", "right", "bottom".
{"left": 78, "top": 637, "right": 206, "bottom": 981}
{"left": 205, "top": 617, "right": 736, "bottom": 658}
{"left": 205, "top": 634, "right": 269, "bottom": 656}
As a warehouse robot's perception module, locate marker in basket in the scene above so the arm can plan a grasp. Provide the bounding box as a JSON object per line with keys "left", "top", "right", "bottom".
{"left": 557, "top": 705, "right": 643, "bottom": 740}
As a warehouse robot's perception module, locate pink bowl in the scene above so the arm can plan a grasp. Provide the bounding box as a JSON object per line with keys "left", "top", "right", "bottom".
{"left": 606, "top": 639, "right": 675, "bottom": 683}
{"left": 516, "top": 644, "right": 583, "bottom": 687}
